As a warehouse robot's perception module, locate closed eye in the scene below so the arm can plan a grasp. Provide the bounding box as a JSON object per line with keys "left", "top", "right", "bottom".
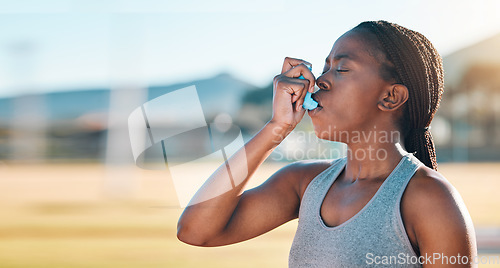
{"left": 321, "top": 68, "right": 349, "bottom": 75}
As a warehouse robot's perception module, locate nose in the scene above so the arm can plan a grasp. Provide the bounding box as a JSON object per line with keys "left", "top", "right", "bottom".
{"left": 316, "top": 76, "right": 330, "bottom": 90}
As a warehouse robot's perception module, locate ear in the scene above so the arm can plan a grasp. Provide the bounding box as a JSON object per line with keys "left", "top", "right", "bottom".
{"left": 377, "top": 84, "right": 408, "bottom": 112}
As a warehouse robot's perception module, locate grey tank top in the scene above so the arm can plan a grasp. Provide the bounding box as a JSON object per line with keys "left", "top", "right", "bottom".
{"left": 289, "top": 153, "right": 423, "bottom": 268}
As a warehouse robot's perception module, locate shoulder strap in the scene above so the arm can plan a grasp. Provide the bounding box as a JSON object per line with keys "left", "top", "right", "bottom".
{"left": 298, "top": 157, "right": 347, "bottom": 219}
{"left": 369, "top": 153, "right": 422, "bottom": 209}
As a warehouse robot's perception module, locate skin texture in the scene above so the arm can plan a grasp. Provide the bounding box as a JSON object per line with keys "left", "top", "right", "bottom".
{"left": 177, "top": 30, "right": 477, "bottom": 267}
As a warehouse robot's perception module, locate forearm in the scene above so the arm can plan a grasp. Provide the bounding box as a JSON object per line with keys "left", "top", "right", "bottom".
{"left": 176, "top": 120, "right": 291, "bottom": 245}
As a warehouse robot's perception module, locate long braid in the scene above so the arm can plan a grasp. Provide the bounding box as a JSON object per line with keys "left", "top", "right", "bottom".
{"left": 354, "top": 21, "right": 444, "bottom": 170}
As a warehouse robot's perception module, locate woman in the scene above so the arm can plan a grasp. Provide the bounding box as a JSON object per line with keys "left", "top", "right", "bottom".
{"left": 177, "top": 21, "right": 477, "bottom": 267}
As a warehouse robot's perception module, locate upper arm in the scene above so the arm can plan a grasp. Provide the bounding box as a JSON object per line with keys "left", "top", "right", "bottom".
{"left": 204, "top": 160, "right": 331, "bottom": 246}
{"left": 403, "top": 168, "right": 477, "bottom": 267}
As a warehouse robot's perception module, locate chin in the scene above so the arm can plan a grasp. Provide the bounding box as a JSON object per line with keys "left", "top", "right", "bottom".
{"left": 312, "top": 124, "right": 331, "bottom": 141}
{"left": 312, "top": 122, "right": 345, "bottom": 143}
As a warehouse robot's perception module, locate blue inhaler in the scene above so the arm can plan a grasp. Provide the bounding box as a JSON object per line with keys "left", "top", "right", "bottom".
{"left": 298, "top": 65, "right": 318, "bottom": 110}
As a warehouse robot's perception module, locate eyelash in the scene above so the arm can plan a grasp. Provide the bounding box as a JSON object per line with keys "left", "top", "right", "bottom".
{"left": 321, "top": 69, "right": 349, "bottom": 75}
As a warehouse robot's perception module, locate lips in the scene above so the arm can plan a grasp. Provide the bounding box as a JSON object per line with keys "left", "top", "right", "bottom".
{"left": 307, "top": 106, "right": 322, "bottom": 116}
{"left": 307, "top": 93, "right": 323, "bottom": 116}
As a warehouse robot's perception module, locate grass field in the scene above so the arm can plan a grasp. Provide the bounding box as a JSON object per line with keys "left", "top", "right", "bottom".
{"left": 0, "top": 161, "right": 499, "bottom": 267}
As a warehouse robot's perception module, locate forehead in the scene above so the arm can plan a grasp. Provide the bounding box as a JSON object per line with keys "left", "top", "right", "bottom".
{"left": 325, "top": 30, "right": 381, "bottom": 64}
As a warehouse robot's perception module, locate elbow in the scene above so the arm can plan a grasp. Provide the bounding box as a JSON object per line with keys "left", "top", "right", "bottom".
{"left": 176, "top": 223, "right": 210, "bottom": 247}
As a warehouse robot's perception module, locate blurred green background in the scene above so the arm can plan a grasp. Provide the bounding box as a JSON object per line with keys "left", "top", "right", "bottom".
{"left": 1, "top": 163, "right": 500, "bottom": 267}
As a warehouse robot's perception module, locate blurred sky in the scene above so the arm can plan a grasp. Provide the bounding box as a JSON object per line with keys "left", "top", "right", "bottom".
{"left": 1, "top": 0, "right": 500, "bottom": 97}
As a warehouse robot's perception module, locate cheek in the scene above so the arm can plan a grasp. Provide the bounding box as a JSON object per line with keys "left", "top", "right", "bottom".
{"left": 350, "top": 74, "right": 385, "bottom": 109}
{"left": 324, "top": 85, "right": 370, "bottom": 113}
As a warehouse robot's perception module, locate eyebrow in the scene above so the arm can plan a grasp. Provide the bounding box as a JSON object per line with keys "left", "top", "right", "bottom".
{"left": 325, "top": 53, "right": 357, "bottom": 64}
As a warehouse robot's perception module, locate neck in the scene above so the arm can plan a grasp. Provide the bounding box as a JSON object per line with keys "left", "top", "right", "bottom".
{"left": 343, "top": 140, "right": 407, "bottom": 183}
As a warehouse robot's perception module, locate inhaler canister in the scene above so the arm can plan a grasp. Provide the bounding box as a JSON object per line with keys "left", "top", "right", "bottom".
{"left": 298, "top": 65, "right": 318, "bottom": 110}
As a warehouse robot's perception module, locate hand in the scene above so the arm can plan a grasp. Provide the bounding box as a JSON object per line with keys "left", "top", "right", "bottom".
{"left": 270, "top": 57, "right": 316, "bottom": 130}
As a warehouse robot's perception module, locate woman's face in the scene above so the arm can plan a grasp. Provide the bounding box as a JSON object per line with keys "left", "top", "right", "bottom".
{"left": 309, "top": 30, "right": 393, "bottom": 142}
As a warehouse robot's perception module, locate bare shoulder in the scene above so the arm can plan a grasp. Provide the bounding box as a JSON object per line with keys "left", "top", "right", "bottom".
{"left": 275, "top": 159, "right": 337, "bottom": 200}
{"left": 402, "top": 166, "right": 469, "bottom": 218}
{"left": 401, "top": 165, "right": 477, "bottom": 258}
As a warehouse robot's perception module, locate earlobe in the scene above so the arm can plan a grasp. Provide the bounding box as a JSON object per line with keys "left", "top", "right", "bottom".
{"left": 377, "top": 84, "right": 409, "bottom": 112}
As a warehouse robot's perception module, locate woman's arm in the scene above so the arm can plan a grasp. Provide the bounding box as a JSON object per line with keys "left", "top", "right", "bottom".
{"left": 402, "top": 168, "right": 478, "bottom": 267}
{"left": 177, "top": 57, "right": 317, "bottom": 246}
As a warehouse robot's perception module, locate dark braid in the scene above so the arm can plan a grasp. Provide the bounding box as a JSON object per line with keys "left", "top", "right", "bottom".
{"left": 353, "top": 21, "right": 444, "bottom": 170}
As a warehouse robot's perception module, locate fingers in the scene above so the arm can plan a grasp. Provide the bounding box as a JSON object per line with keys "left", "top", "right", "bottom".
{"left": 295, "top": 82, "right": 310, "bottom": 110}
{"left": 281, "top": 57, "right": 312, "bottom": 74}
{"left": 284, "top": 63, "right": 316, "bottom": 93}
{"left": 274, "top": 57, "right": 316, "bottom": 113}
{"left": 273, "top": 75, "right": 309, "bottom": 111}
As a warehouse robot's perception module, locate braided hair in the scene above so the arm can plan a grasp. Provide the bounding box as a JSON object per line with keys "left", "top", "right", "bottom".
{"left": 353, "top": 21, "right": 444, "bottom": 170}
